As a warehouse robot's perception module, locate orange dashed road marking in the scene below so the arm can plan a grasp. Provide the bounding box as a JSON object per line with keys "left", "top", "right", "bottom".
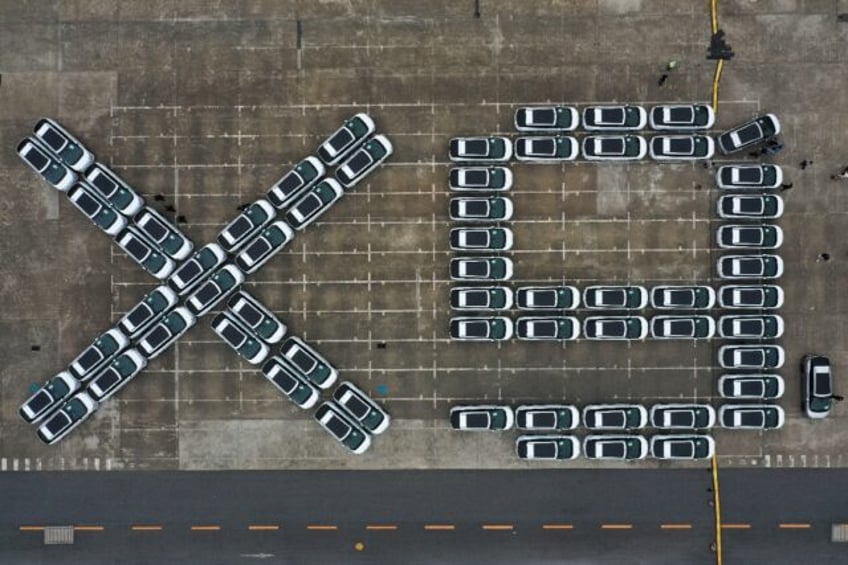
{"left": 366, "top": 524, "right": 398, "bottom": 531}
{"left": 482, "top": 524, "right": 513, "bottom": 531}
{"left": 424, "top": 524, "right": 456, "bottom": 531}
{"left": 721, "top": 523, "right": 751, "bottom": 530}
{"left": 661, "top": 524, "right": 693, "bottom": 530}
{"left": 542, "top": 524, "right": 574, "bottom": 531}
{"left": 306, "top": 525, "right": 338, "bottom": 531}
{"left": 131, "top": 525, "right": 163, "bottom": 531}
{"left": 248, "top": 525, "right": 280, "bottom": 531}
{"left": 779, "top": 523, "right": 811, "bottom": 530}
{"left": 601, "top": 524, "right": 633, "bottom": 530}
{"left": 74, "top": 526, "right": 105, "bottom": 532}
{"left": 191, "top": 525, "right": 221, "bottom": 531}
{"left": 19, "top": 526, "right": 45, "bottom": 532}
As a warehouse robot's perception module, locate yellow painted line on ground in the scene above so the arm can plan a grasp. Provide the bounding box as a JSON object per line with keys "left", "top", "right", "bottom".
{"left": 542, "top": 524, "right": 574, "bottom": 531}
{"left": 661, "top": 524, "right": 693, "bottom": 530}
{"left": 601, "top": 524, "right": 633, "bottom": 530}
{"left": 190, "top": 525, "right": 221, "bottom": 531}
{"left": 710, "top": 0, "right": 719, "bottom": 34}
{"left": 482, "top": 524, "right": 514, "bottom": 531}
{"left": 779, "top": 523, "right": 812, "bottom": 530}
{"left": 712, "top": 454, "right": 723, "bottom": 565}
{"left": 365, "top": 524, "right": 398, "bottom": 531}
{"left": 721, "top": 523, "right": 751, "bottom": 530}
{"left": 18, "top": 526, "right": 45, "bottom": 532}
{"left": 306, "top": 525, "right": 338, "bottom": 531}
{"left": 74, "top": 525, "right": 105, "bottom": 532}
{"left": 248, "top": 525, "right": 280, "bottom": 531}
{"left": 131, "top": 525, "right": 163, "bottom": 531}
{"left": 424, "top": 524, "right": 456, "bottom": 531}
{"left": 711, "top": 58, "right": 724, "bottom": 112}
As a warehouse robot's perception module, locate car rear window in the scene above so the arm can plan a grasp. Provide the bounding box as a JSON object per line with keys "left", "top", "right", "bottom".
{"left": 328, "top": 128, "right": 355, "bottom": 152}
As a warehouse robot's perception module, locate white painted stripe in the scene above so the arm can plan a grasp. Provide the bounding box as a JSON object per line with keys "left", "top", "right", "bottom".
{"left": 1, "top": 458, "right": 6, "bottom": 471}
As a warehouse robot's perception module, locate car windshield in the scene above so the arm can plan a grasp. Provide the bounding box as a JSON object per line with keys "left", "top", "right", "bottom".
{"left": 142, "top": 216, "right": 169, "bottom": 242}
{"left": 75, "top": 192, "right": 102, "bottom": 216}
{"left": 598, "top": 108, "right": 624, "bottom": 124}
{"left": 667, "top": 290, "right": 693, "bottom": 306}
{"left": 736, "top": 123, "right": 763, "bottom": 144}
{"left": 220, "top": 324, "right": 246, "bottom": 348}
{"left": 464, "top": 140, "right": 489, "bottom": 156}
{"left": 41, "top": 127, "right": 67, "bottom": 151}
{"left": 466, "top": 413, "right": 490, "bottom": 428}
{"left": 27, "top": 390, "right": 53, "bottom": 413}
{"left": 669, "top": 411, "right": 695, "bottom": 427}
{"left": 177, "top": 260, "right": 202, "bottom": 283}
{"left": 343, "top": 393, "right": 370, "bottom": 418}
{"left": 124, "top": 236, "right": 151, "bottom": 261}
{"left": 44, "top": 412, "right": 72, "bottom": 435}
{"left": 530, "top": 108, "right": 556, "bottom": 125}
{"left": 531, "top": 139, "right": 556, "bottom": 155}
{"left": 328, "top": 128, "right": 355, "bottom": 152}
{"left": 599, "top": 138, "right": 625, "bottom": 155}
{"left": 325, "top": 413, "right": 351, "bottom": 439}
{"left": 236, "top": 301, "right": 263, "bottom": 327}
{"left": 346, "top": 150, "right": 373, "bottom": 174}
{"left": 464, "top": 170, "right": 489, "bottom": 186}
{"left": 227, "top": 217, "right": 252, "bottom": 239}
{"left": 667, "top": 107, "right": 694, "bottom": 124}
{"left": 126, "top": 303, "right": 154, "bottom": 327}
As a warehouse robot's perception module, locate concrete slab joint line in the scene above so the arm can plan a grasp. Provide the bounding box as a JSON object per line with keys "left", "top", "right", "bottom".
{"left": 13, "top": 111, "right": 394, "bottom": 453}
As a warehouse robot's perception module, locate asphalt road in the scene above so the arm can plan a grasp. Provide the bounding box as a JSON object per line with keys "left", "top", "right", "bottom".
{"left": 2, "top": 468, "right": 847, "bottom": 564}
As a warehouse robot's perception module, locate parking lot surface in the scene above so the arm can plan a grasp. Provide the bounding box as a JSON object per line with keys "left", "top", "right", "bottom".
{"left": 2, "top": 0, "right": 848, "bottom": 470}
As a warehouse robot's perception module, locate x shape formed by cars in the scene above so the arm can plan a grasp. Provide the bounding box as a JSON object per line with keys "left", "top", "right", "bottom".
{"left": 17, "top": 114, "right": 393, "bottom": 453}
